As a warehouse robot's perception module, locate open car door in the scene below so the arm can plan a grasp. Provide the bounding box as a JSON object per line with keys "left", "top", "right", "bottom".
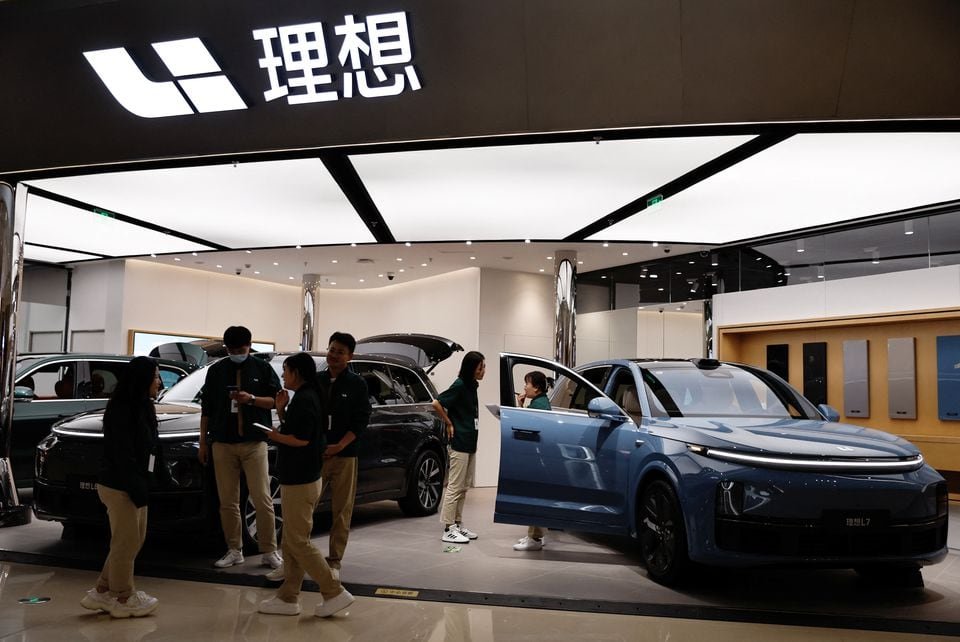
{"left": 495, "top": 353, "right": 636, "bottom": 535}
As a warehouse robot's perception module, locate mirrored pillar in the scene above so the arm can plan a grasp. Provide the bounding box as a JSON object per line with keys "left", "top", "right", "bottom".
{"left": 300, "top": 273, "right": 321, "bottom": 352}
{"left": 554, "top": 251, "right": 577, "bottom": 367}
{"left": 0, "top": 182, "right": 30, "bottom": 526}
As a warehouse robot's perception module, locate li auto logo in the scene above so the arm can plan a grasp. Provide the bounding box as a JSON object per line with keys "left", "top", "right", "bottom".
{"left": 84, "top": 38, "right": 246, "bottom": 118}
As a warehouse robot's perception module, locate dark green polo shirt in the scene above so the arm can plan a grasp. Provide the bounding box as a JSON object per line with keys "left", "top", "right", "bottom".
{"left": 437, "top": 377, "right": 479, "bottom": 453}
{"left": 318, "top": 368, "right": 371, "bottom": 458}
{"left": 527, "top": 393, "right": 551, "bottom": 410}
{"left": 200, "top": 356, "right": 281, "bottom": 443}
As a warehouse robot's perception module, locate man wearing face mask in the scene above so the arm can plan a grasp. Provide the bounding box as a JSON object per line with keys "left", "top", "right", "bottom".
{"left": 199, "top": 325, "right": 282, "bottom": 570}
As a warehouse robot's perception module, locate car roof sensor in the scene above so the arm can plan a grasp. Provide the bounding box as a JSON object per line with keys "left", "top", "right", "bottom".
{"left": 690, "top": 358, "right": 721, "bottom": 370}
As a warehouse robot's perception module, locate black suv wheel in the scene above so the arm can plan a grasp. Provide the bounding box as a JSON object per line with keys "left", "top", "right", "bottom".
{"left": 398, "top": 449, "right": 443, "bottom": 516}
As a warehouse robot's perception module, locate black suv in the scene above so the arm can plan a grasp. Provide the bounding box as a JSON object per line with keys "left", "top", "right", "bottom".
{"left": 32, "top": 335, "right": 460, "bottom": 547}
{"left": 9, "top": 353, "right": 195, "bottom": 488}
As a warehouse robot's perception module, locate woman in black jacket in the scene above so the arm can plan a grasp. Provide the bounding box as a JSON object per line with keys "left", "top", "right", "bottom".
{"left": 80, "top": 356, "right": 165, "bottom": 618}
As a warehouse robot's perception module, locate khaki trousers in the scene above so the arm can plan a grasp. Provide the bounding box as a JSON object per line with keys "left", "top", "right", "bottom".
{"left": 276, "top": 480, "right": 342, "bottom": 602}
{"left": 212, "top": 441, "right": 277, "bottom": 553}
{"left": 527, "top": 526, "right": 545, "bottom": 539}
{"left": 96, "top": 484, "right": 148, "bottom": 599}
{"left": 440, "top": 448, "right": 475, "bottom": 526}
{"left": 320, "top": 456, "right": 357, "bottom": 569}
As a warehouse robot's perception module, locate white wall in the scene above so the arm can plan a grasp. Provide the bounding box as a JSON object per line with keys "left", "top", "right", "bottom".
{"left": 69, "top": 261, "right": 125, "bottom": 353}
{"left": 579, "top": 308, "right": 705, "bottom": 362}
{"left": 120, "top": 260, "right": 301, "bottom": 353}
{"left": 713, "top": 265, "right": 960, "bottom": 332}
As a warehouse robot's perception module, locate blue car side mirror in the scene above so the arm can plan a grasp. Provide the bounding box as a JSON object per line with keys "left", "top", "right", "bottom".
{"left": 13, "top": 386, "right": 35, "bottom": 400}
{"left": 587, "top": 397, "right": 628, "bottom": 423}
{"left": 818, "top": 404, "right": 840, "bottom": 423}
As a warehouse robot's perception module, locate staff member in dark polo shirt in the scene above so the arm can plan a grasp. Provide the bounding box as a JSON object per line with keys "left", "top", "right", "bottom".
{"left": 258, "top": 352, "right": 354, "bottom": 618}
{"left": 320, "top": 331, "right": 370, "bottom": 578}
{"left": 199, "top": 325, "right": 282, "bottom": 570}
{"left": 433, "top": 351, "right": 485, "bottom": 544}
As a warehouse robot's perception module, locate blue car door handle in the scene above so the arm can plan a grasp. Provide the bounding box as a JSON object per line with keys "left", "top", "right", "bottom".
{"left": 511, "top": 427, "right": 541, "bottom": 441}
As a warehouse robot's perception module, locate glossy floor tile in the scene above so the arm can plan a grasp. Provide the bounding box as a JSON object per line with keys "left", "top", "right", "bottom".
{"left": 0, "top": 562, "right": 949, "bottom": 642}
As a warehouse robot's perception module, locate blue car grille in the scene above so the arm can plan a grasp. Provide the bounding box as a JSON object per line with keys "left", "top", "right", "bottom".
{"left": 715, "top": 514, "right": 948, "bottom": 557}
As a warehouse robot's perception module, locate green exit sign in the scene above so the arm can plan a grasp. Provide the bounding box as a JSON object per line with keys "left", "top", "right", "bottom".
{"left": 93, "top": 209, "right": 115, "bottom": 218}
{"left": 646, "top": 195, "right": 664, "bottom": 208}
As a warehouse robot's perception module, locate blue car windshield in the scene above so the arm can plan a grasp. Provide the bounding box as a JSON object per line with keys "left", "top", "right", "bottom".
{"left": 643, "top": 366, "right": 794, "bottom": 418}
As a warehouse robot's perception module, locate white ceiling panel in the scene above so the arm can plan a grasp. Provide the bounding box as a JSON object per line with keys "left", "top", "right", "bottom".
{"left": 591, "top": 132, "right": 960, "bottom": 244}
{"left": 23, "top": 244, "right": 102, "bottom": 264}
{"left": 24, "top": 194, "right": 210, "bottom": 255}
{"left": 28, "top": 158, "right": 376, "bottom": 248}
{"left": 351, "top": 136, "right": 754, "bottom": 242}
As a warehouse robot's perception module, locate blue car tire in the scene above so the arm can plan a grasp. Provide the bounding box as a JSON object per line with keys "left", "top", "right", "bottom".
{"left": 639, "top": 479, "right": 690, "bottom": 585}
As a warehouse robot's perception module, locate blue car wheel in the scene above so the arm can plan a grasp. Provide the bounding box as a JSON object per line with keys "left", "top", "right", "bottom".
{"left": 639, "top": 480, "right": 690, "bottom": 585}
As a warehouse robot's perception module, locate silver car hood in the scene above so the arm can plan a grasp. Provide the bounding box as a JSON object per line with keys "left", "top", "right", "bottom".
{"left": 644, "top": 416, "right": 920, "bottom": 459}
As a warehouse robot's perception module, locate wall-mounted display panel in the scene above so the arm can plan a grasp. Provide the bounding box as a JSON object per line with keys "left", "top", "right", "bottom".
{"left": 802, "top": 342, "right": 827, "bottom": 406}
{"left": 888, "top": 337, "right": 917, "bottom": 420}
{"left": 765, "top": 344, "right": 789, "bottom": 381}
{"left": 936, "top": 335, "right": 960, "bottom": 421}
{"left": 842, "top": 339, "right": 869, "bottom": 418}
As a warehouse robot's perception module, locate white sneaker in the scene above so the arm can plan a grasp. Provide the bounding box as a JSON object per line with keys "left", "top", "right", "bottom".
{"left": 80, "top": 587, "right": 113, "bottom": 611}
{"left": 441, "top": 526, "right": 468, "bottom": 544}
{"left": 261, "top": 551, "right": 283, "bottom": 569}
{"left": 258, "top": 595, "right": 301, "bottom": 615}
{"left": 456, "top": 523, "right": 478, "bottom": 539}
{"left": 513, "top": 536, "right": 544, "bottom": 551}
{"left": 265, "top": 565, "right": 285, "bottom": 582}
{"left": 314, "top": 589, "right": 354, "bottom": 618}
{"left": 214, "top": 549, "right": 244, "bottom": 568}
{"left": 108, "top": 591, "right": 158, "bottom": 618}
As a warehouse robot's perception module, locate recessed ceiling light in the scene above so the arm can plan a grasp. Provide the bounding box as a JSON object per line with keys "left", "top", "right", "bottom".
{"left": 296, "top": 245, "right": 301, "bottom": 249}
{"left": 396, "top": 257, "right": 403, "bottom": 262}
{"left": 547, "top": 256, "right": 553, "bottom": 260}
{"left": 469, "top": 256, "right": 476, "bottom": 260}
{"left": 378, "top": 273, "right": 384, "bottom": 277}
{"left": 601, "top": 275, "right": 607, "bottom": 279}
{"left": 150, "top": 253, "right": 157, "bottom": 258}
{"left": 577, "top": 260, "right": 583, "bottom": 265}
{"left": 765, "top": 264, "right": 771, "bottom": 268}
{"left": 652, "top": 242, "right": 659, "bottom": 247}
{"left": 405, "top": 242, "right": 412, "bottom": 247}
{"left": 676, "top": 271, "right": 682, "bottom": 275}
{"left": 538, "top": 268, "right": 545, "bottom": 272}
{"left": 784, "top": 271, "right": 791, "bottom": 276}
{"left": 658, "top": 287, "right": 664, "bottom": 291}
{"left": 677, "top": 306, "right": 685, "bottom": 311}
{"left": 650, "top": 274, "right": 658, "bottom": 278}
{"left": 465, "top": 240, "right": 472, "bottom": 245}
{"left": 330, "top": 282, "right": 336, "bottom": 285}
{"left": 421, "top": 263, "right": 428, "bottom": 267}
{"left": 602, "top": 242, "right": 609, "bottom": 248}
{"left": 331, "top": 259, "right": 338, "bottom": 264}
{"left": 273, "top": 261, "right": 279, "bottom": 266}
{"left": 796, "top": 239, "right": 805, "bottom": 253}
{"left": 173, "top": 257, "right": 181, "bottom": 262}
{"left": 904, "top": 220, "right": 914, "bottom": 235}
{"left": 191, "top": 252, "right": 197, "bottom": 256}
{"left": 351, "top": 243, "right": 357, "bottom": 247}
{"left": 524, "top": 239, "right": 531, "bottom": 244}
{"left": 688, "top": 260, "right": 695, "bottom": 265}
{"left": 622, "top": 252, "right": 629, "bottom": 256}
{"left": 216, "top": 264, "right": 222, "bottom": 268}
{"left": 288, "top": 276, "right": 294, "bottom": 280}
{"left": 638, "top": 306, "right": 645, "bottom": 309}
{"left": 254, "top": 270, "right": 260, "bottom": 274}
{"left": 245, "top": 250, "right": 252, "bottom": 254}
{"left": 359, "top": 278, "right": 365, "bottom": 283}
{"left": 399, "top": 268, "right": 405, "bottom": 273}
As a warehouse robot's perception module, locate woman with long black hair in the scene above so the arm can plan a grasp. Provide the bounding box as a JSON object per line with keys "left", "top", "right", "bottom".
{"left": 258, "top": 352, "right": 354, "bottom": 619}
{"left": 432, "top": 350, "right": 485, "bottom": 544}
{"left": 81, "top": 356, "right": 165, "bottom": 618}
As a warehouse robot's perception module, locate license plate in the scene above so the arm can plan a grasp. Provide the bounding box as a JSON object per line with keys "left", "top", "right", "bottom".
{"left": 823, "top": 509, "right": 887, "bottom": 528}
{"left": 67, "top": 475, "right": 98, "bottom": 492}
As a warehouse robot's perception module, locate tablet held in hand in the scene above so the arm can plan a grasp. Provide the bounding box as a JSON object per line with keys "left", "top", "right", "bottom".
{"left": 253, "top": 422, "right": 275, "bottom": 433}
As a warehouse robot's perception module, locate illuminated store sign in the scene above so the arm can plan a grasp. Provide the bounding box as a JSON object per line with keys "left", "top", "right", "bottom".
{"left": 84, "top": 11, "right": 421, "bottom": 119}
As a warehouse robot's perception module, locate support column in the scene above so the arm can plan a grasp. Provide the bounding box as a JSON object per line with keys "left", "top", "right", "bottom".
{"left": 703, "top": 297, "right": 714, "bottom": 358}
{"left": 553, "top": 250, "right": 577, "bottom": 367}
{"left": 300, "top": 273, "right": 322, "bottom": 352}
{"left": 0, "top": 182, "right": 30, "bottom": 527}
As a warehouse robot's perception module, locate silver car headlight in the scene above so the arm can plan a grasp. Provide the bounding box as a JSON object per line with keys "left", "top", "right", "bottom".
{"left": 686, "top": 443, "right": 924, "bottom": 473}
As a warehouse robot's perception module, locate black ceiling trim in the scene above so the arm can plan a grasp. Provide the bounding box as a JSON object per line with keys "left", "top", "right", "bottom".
{"left": 320, "top": 153, "right": 395, "bottom": 244}
{"left": 24, "top": 241, "right": 107, "bottom": 259}
{"left": 24, "top": 185, "right": 229, "bottom": 251}
{"left": 7, "top": 119, "right": 960, "bottom": 185}
{"left": 564, "top": 133, "right": 794, "bottom": 241}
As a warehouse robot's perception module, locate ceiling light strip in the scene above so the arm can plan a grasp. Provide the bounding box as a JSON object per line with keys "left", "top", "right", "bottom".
{"left": 320, "top": 153, "right": 395, "bottom": 244}
{"left": 24, "top": 184, "right": 227, "bottom": 251}
{"left": 567, "top": 133, "right": 793, "bottom": 241}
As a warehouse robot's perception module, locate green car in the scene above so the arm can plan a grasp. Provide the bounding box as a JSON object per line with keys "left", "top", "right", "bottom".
{"left": 9, "top": 354, "right": 194, "bottom": 488}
